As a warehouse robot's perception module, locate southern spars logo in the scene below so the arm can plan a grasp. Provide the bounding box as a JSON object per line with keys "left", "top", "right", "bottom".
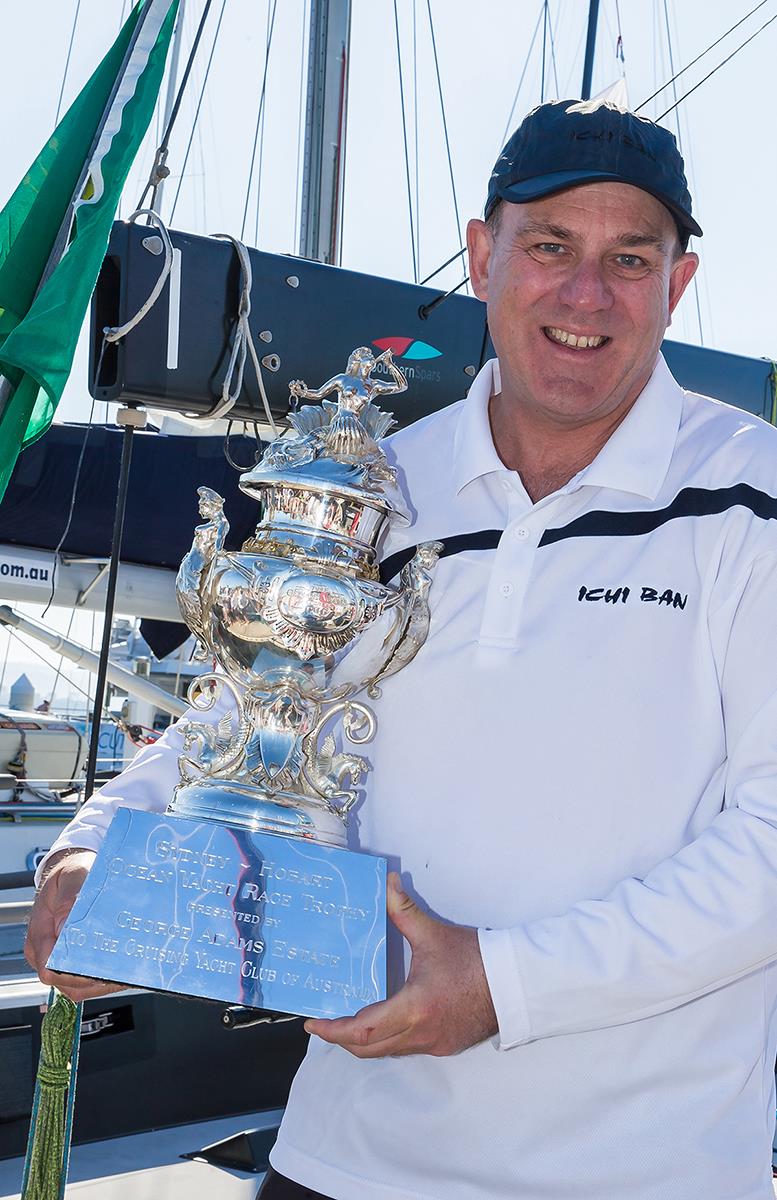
{"left": 372, "top": 336, "right": 442, "bottom": 383}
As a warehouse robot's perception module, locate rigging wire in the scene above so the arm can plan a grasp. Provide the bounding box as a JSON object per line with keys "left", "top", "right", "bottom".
{"left": 561, "top": 18, "right": 588, "bottom": 95}
{"left": 48, "top": 606, "right": 78, "bottom": 709}
{"left": 547, "top": 0, "right": 561, "bottom": 97}
{"left": 253, "top": 0, "right": 274, "bottom": 246}
{"left": 420, "top": 3, "right": 545, "bottom": 296}
{"left": 413, "top": 0, "right": 421, "bottom": 277}
{"left": 55, "top": 0, "right": 82, "bottom": 125}
{"left": 419, "top": 246, "right": 466, "bottom": 287}
{"left": 140, "top": 0, "right": 216, "bottom": 216}
{"left": 659, "top": 0, "right": 705, "bottom": 346}
{"left": 0, "top": 631, "right": 10, "bottom": 702}
{"left": 240, "top": 0, "right": 278, "bottom": 241}
{"left": 636, "top": 0, "right": 772, "bottom": 112}
{"left": 540, "top": 1, "right": 549, "bottom": 102}
{"left": 425, "top": 0, "right": 468, "bottom": 293}
{"left": 418, "top": 274, "right": 471, "bottom": 319}
{"left": 169, "top": 0, "right": 228, "bottom": 223}
{"left": 5, "top": 627, "right": 97, "bottom": 709}
{"left": 41, "top": 394, "right": 97, "bottom": 620}
{"left": 499, "top": 4, "right": 545, "bottom": 150}
{"left": 393, "top": 0, "right": 419, "bottom": 283}
{"left": 654, "top": 9, "right": 777, "bottom": 121}
{"left": 614, "top": 0, "right": 626, "bottom": 69}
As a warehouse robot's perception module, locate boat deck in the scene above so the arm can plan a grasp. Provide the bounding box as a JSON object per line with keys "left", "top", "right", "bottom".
{"left": 1, "top": 1126, "right": 776, "bottom": 1199}
{"left": 0, "top": 1110, "right": 283, "bottom": 1199}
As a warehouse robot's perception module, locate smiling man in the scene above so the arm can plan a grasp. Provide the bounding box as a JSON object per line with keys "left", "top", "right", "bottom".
{"left": 262, "top": 100, "right": 777, "bottom": 1200}
{"left": 27, "top": 101, "right": 777, "bottom": 1200}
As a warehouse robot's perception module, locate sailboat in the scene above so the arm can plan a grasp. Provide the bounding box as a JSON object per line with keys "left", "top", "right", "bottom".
{"left": 1, "top": 0, "right": 776, "bottom": 1194}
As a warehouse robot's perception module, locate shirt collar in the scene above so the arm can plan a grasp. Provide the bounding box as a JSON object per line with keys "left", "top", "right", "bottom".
{"left": 451, "top": 353, "right": 683, "bottom": 502}
{"left": 451, "top": 359, "right": 507, "bottom": 496}
{"left": 573, "top": 353, "right": 682, "bottom": 500}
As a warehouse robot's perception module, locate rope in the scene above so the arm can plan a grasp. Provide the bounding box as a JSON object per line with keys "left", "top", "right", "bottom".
{"left": 169, "top": 0, "right": 228, "bottom": 223}
{"left": 636, "top": 0, "right": 771, "bottom": 112}
{"left": 103, "top": 210, "right": 174, "bottom": 344}
{"left": 425, "top": 0, "right": 467, "bottom": 293}
{"left": 196, "top": 234, "right": 279, "bottom": 435}
{"left": 21, "top": 991, "right": 82, "bottom": 1200}
{"left": 393, "top": 0, "right": 418, "bottom": 282}
{"left": 223, "top": 420, "right": 264, "bottom": 471}
{"left": 240, "top": 0, "right": 279, "bottom": 241}
{"left": 55, "top": 0, "right": 83, "bottom": 125}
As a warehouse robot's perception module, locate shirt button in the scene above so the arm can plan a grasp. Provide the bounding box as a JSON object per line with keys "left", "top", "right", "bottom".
{"left": 514, "top": 526, "right": 529, "bottom": 540}
{"left": 499, "top": 582, "right": 514, "bottom": 597}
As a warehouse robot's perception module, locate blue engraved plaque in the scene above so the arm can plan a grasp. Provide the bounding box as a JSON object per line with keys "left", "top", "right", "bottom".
{"left": 48, "top": 808, "right": 387, "bottom": 1019}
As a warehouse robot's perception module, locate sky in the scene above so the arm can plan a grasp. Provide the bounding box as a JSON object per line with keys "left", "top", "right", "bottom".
{"left": 1, "top": 0, "right": 776, "bottom": 706}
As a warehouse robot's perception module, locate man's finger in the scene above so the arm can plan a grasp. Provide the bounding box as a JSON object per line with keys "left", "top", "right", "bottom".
{"left": 385, "top": 872, "right": 436, "bottom": 946}
{"left": 37, "top": 965, "right": 124, "bottom": 1001}
{"left": 305, "top": 992, "right": 411, "bottom": 1048}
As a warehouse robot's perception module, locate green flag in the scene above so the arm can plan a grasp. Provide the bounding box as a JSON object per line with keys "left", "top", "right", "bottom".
{"left": 0, "top": 0, "right": 179, "bottom": 500}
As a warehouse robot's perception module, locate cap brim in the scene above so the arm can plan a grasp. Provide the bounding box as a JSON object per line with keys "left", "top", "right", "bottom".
{"left": 499, "top": 169, "right": 703, "bottom": 239}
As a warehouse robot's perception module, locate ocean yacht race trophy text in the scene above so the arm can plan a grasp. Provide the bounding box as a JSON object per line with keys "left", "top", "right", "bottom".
{"left": 49, "top": 348, "right": 441, "bottom": 1019}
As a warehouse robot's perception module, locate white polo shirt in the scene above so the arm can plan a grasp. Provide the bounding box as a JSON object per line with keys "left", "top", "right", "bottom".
{"left": 45, "top": 356, "right": 777, "bottom": 1200}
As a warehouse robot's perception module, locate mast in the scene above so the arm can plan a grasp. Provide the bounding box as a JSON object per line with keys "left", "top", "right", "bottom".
{"left": 298, "top": 0, "right": 352, "bottom": 265}
{"left": 580, "top": 0, "right": 600, "bottom": 100}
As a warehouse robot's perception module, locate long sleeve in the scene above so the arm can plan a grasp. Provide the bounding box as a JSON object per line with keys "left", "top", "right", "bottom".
{"left": 480, "top": 539, "right": 777, "bottom": 1049}
{"left": 34, "top": 688, "right": 235, "bottom": 885}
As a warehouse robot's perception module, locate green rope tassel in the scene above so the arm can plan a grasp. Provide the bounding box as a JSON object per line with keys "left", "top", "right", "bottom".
{"left": 21, "top": 991, "right": 82, "bottom": 1200}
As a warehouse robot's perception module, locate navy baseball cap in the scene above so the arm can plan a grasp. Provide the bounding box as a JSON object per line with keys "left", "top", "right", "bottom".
{"left": 485, "top": 98, "right": 702, "bottom": 241}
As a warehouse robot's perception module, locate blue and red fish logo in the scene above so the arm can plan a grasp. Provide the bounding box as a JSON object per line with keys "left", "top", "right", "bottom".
{"left": 373, "top": 336, "right": 442, "bottom": 361}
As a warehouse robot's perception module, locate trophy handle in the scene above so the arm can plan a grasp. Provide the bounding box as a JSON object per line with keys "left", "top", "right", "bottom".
{"left": 300, "top": 700, "right": 376, "bottom": 819}
{"left": 178, "top": 673, "right": 251, "bottom": 782}
{"left": 365, "top": 540, "right": 444, "bottom": 697}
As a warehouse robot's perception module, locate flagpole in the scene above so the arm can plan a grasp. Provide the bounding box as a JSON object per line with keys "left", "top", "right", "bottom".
{"left": 0, "top": 0, "right": 177, "bottom": 423}
{"left": 79, "top": 404, "right": 147, "bottom": 811}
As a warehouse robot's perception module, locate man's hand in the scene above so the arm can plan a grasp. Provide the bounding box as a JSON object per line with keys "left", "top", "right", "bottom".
{"left": 25, "top": 849, "right": 123, "bottom": 1002}
{"left": 304, "top": 873, "right": 498, "bottom": 1057}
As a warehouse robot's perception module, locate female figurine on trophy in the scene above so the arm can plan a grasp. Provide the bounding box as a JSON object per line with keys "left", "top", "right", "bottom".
{"left": 262, "top": 347, "right": 406, "bottom": 480}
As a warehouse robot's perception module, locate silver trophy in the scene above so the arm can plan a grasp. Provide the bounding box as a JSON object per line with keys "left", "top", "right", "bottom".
{"left": 49, "top": 348, "right": 440, "bottom": 1019}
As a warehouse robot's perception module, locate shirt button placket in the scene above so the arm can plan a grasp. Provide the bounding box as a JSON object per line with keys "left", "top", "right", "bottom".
{"left": 480, "top": 493, "right": 538, "bottom": 645}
